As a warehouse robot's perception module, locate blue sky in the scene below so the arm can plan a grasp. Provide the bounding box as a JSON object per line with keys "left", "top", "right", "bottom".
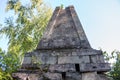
{"left": 0, "top": 0, "right": 120, "bottom": 53}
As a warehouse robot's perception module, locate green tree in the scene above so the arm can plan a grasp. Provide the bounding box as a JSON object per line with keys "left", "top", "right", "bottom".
{"left": 104, "top": 50, "right": 120, "bottom": 80}
{"left": 109, "top": 51, "right": 120, "bottom": 80}
{"left": 0, "top": 0, "right": 52, "bottom": 79}
{"left": 2, "top": 0, "right": 52, "bottom": 55}
{"left": 0, "top": 48, "right": 20, "bottom": 80}
{"left": 0, "top": 0, "right": 52, "bottom": 60}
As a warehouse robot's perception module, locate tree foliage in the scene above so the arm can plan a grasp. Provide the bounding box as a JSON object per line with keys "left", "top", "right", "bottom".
{"left": 0, "top": 0, "right": 52, "bottom": 79}
{"left": 104, "top": 50, "right": 120, "bottom": 80}
{"left": 0, "top": 0, "right": 52, "bottom": 55}
{"left": 0, "top": 48, "right": 20, "bottom": 80}
{"left": 109, "top": 51, "right": 120, "bottom": 80}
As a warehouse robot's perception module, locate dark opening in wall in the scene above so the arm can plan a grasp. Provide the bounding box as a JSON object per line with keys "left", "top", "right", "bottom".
{"left": 62, "top": 72, "right": 66, "bottom": 79}
{"left": 26, "top": 77, "right": 29, "bottom": 80}
{"left": 75, "top": 64, "right": 80, "bottom": 72}
{"left": 92, "top": 66, "right": 97, "bottom": 69}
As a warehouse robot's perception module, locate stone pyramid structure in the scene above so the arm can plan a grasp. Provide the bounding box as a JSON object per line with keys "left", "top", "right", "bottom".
{"left": 12, "top": 6, "right": 111, "bottom": 80}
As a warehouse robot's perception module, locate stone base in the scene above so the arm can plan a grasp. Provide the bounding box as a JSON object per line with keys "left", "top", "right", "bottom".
{"left": 12, "top": 71, "right": 111, "bottom": 80}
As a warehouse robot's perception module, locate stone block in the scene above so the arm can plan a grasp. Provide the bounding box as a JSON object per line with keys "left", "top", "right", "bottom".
{"left": 90, "top": 55, "right": 105, "bottom": 63}
{"left": 49, "top": 64, "right": 76, "bottom": 72}
{"left": 80, "top": 63, "right": 111, "bottom": 72}
{"left": 72, "top": 49, "right": 102, "bottom": 56}
{"left": 12, "top": 73, "right": 39, "bottom": 80}
{"left": 38, "top": 56, "right": 57, "bottom": 64}
{"left": 25, "top": 52, "right": 33, "bottom": 57}
{"left": 97, "top": 74, "right": 111, "bottom": 80}
{"left": 66, "top": 72, "right": 81, "bottom": 80}
{"left": 28, "top": 73, "right": 40, "bottom": 80}
{"left": 82, "top": 72, "right": 97, "bottom": 80}
{"left": 12, "top": 73, "right": 28, "bottom": 80}
{"left": 22, "top": 57, "right": 32, "bottom": 64}
{"left": 34, "top": 53, "right": 57, "bottom": 64}
{"left": 58, "top": 56, "right": 90, "bottom": 64}
{"left": 43, "top": 72, "right": 62, "bottom": 80}
{"left": 36, "top": 49, "right": 102, "bottom": 57}
{"left": 21, "top": 64, "right": 41, "bottom": 69}
{"left": 51, "top": 50, "right": 72, "bottom": 57}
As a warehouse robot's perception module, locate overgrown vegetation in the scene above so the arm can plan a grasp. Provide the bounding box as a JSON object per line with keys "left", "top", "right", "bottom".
{"left": 0, "top": 0, "right": 52, "bottom": 79}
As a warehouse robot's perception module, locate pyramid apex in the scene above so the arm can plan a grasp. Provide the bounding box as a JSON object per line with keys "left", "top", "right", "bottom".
{"left": 37, "top": 6, "right": 91, "bottom": 50}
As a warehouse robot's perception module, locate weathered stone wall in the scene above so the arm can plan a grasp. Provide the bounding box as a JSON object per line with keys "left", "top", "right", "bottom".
{"left": 13, "top": 48, "right": 111, "bottom": 80}
{"left": 12, "top": 6, "right": 111, "bottom": 80}
{"left": 22, "top": 49, "right": 110, "bottom": 72}
{"left": 13, "top": 71, "right": 111, "bottom": 80}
